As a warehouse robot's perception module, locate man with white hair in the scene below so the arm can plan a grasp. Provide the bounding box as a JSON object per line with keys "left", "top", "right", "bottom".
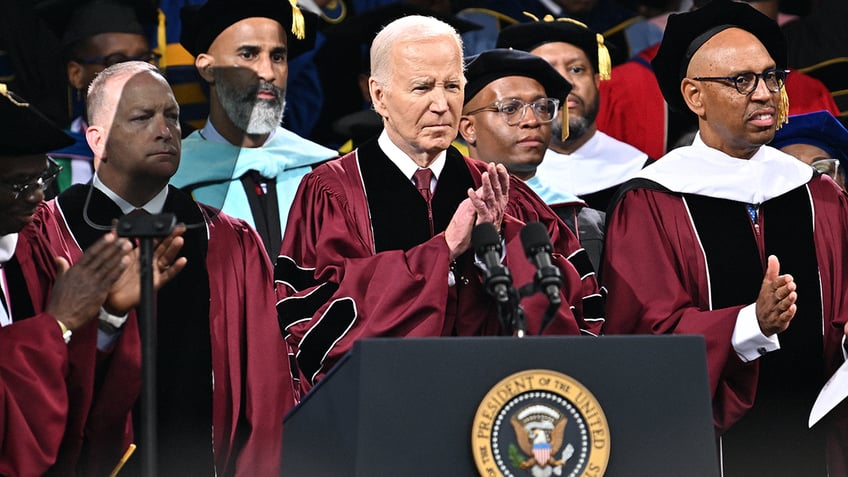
{"left": 276, "top": 16, "right": 604, "bottom": 395}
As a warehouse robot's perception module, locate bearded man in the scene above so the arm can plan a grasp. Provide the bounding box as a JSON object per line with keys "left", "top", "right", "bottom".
{"left": 171, "top": 0, "right": 336, "bottom": 259}
{"left": 497, "top": 17, "right": 650, "bottom": 211}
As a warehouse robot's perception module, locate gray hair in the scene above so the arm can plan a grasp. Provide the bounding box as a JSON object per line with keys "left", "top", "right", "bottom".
{"left": 86, "top": 61, "right": 164, "bottom": 125}
{"left": 370, "top": 15, "right": 464, "bottom": 87}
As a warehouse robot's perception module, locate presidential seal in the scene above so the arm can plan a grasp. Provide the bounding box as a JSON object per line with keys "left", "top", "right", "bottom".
{"left": 471, "top": 370, "right": 610, "bottom": 477}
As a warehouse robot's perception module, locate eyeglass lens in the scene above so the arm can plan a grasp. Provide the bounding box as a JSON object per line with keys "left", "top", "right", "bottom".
{"left": 500, "top": 99, "right": 558, "bottom": 125}
{"left": 812, "top": 159, "right": 840, "bottom": 178}
{"left": 734, "top": 70, "right": 785, "bottom": 94}
{"left": 5, "top": 160, "right": 61, "bottom": 199}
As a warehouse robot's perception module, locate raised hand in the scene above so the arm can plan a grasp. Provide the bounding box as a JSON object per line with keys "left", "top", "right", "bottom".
{"left": 755, "top": 255, "right": 797, "bottom": 336}
{"left": 468, "top": 163, "right": 509, "bottom": 231}
{"left": 104, "top": 226, "right": 188, "bottom": 316}
{"left": 48, "top": 231, "right": 133, "bottom": 331}
{"left": 445, "top": 198, "right": 478, "bottom": 260}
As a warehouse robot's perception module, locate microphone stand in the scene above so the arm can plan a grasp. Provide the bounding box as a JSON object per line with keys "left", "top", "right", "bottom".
{"left": 117, "top": 212, "right": 176, "bottom": 477}
{"left": 498, "top": 285, "right": 526, "bottom": 338}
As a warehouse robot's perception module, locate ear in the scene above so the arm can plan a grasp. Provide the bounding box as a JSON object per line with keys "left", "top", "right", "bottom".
{"left": 195, "top": 54, "right": 215, "bottom": 83}
{"left": 681, "top": 78, "right": 705, "bottom": 116}
{"left": 357, "top": 73, "right": 371, "bottom": 103}
{"left": 85, "top": 125, "right": 108, "bottom": 162}
{"left": 67, "top": 61, "right": 85, "bottom": 91}
{"left": 458, "top": 115, "right": 476, "bottom": 146}
{"left": 369, "top": 77, "right": 388, "bottom": 118}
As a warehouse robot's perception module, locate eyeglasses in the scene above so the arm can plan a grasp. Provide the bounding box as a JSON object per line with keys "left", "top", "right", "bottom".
{"left": 74, "top": 52, "right": 161, "bottom": 68}
{"left": 0, "top": 157, "right": 63, "bottom": 200}
{"left": 811, "top": 158, "right": 840, "bottom": 178}
{"left": 465, "top": 98, "right": 560, "bottom": 126}
{"left": 692, "top": 68, "right": 789, "bottom": 95}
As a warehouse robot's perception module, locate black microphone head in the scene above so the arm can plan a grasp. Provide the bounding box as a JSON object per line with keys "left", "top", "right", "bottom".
{"left": 472, "top": 222, "right": 501, "bottom": 255}
{"left": 520, "top": 221, "right": 552, "bottom": 257}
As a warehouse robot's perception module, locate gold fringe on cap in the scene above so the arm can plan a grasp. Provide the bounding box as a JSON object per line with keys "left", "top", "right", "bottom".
{"left": 596, "top": 33, "right": 611, "bottom": 80}
{"left": 156, "top": 9, "right": 167, "bottom": 68}
{"left": 289, "top": 0, "right": 305, "bottom": 40}
{"left": 560, "top": 104, "right": 569, "bottom": 142}
{"left": 776, "top": 86, "right": 789, "bottom": 130}
{"left": 522, "top": 12, "right": 611, "bottom": 81}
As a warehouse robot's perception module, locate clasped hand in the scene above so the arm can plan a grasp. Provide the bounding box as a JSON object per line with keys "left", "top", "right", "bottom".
{"left": 445, "top": 162, "right": 509, "bottom": 260}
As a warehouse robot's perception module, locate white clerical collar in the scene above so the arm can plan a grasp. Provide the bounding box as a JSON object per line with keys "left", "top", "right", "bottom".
{"left": 0, "top": 234, "right": 18, "bottom": 265}
{"left": 636, "top": 132, "right": 813, "bottom": 204}
{"left": 199, "top": 118, "right": 277, "bottom": 146}
{"left": 92, "top": 173, "right": 169, "bottom": 214}
{"left": 540, "top": 131, "right": 648, "bottom": 195}
{"left": 378, "top": 130, "right": 446, "bottom": 182}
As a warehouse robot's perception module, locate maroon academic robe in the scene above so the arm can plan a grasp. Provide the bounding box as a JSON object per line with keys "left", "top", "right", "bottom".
{"left": 0, "top": 230, "right": 70, "bottom": 477}
{"left": 602, "top": 166, "right": 848, "bottom": 474}
{"left": 597, "top": 43, "right": 841, "bottom": 160}
{"left": 36, "top": 185, "right": 295, "bottom": 477}
{"left": 276, "top": 140, "right": 604, "bottom": 394}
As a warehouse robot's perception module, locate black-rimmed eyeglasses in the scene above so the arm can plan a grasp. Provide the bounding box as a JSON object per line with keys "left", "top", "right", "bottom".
{"left": 0, "top": 157, "right": 63, "bottom": 200}
{"left": 692, "top": 68, "right": 789, "bottom": 95}
{"left": 74, "top": 52, "right": 161, "bottom": 68}
{"left": 465, "top": 98, "right": 560, "bottom": 126}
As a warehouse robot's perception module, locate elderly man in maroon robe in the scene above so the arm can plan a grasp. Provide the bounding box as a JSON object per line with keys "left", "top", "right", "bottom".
{"left": 601, "top": 1, "right": 848, "bottom": 475}
{"left": 34, "top": 61, "right": 295, "bottom": 476}
{"left": 276, "top": 15, "right": 605, "bottom": 396}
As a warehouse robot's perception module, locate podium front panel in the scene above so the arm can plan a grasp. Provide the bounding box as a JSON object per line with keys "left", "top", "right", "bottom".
{"left": 282, "top": 335, "right": 719, "bottom": 477}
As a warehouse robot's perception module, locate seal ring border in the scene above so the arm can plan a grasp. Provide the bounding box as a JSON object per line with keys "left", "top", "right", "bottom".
{"left": 471, "top": 369, "right": 611, "bottom": 477}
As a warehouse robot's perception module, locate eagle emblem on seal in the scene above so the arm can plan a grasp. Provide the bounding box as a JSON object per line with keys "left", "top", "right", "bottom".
{"left": 509, "top": 404, "right": 575, "bottom": 476}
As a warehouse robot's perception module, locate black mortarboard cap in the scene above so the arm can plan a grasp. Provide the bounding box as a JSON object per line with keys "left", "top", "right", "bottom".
{"left": 60, "top": 0, "right": 151, "bottom": 50}
{"left": 180, "top": 0, "right": 318, "bottom": 58}
{"left": 323, "top": 3, "right": 482, "bottom": 46}
{"left": 771, "top": 111, "right": 848, "bottom": 163}
{"left": 652, "top": 0, "right": 787, "bottom": 113}
{"left": 464, "top": 49, "right": 573, "bottom": 104}
{"left": 0, "top": 86, "right": 74, "bottom": 155}
{"left": 496, "top": 16, "right": 611, "bottom": 80}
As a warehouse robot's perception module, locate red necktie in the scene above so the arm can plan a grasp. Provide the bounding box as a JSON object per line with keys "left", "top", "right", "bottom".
{"left": 413, "top": 168, "right": 433, "bottom": 202}
{"left": 413, "top": 169, "right": 434, "bottom": 236}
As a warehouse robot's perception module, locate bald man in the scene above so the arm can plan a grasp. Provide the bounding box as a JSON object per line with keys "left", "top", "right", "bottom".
{"left": 36, "top": 61, "right": 295, "bottom": 476}
{"left": 601, "top": 2, "right": 848, "bottom": 475}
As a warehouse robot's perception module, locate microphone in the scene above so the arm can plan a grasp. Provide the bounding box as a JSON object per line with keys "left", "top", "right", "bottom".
{"left": 471, "top": 222, "right": 512, "bottom": 304}
{"left": 520, "top": 222, "right": 563, "bottom": 307}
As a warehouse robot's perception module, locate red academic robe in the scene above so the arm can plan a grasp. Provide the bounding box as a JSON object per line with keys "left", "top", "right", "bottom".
{"left": 597, "top": 44, "right": 841, "bottom": 160}
{"left": 602, "top": 175, "right": 848, "bottom": 474}
{"left": 0, "top": 231, "right": 70, "bottom": 477}
{"left": 276, "top": 142, "right": 604, "bottom": 394}
{"left": 35, "top": 186, "right": 295, "bottom": 477}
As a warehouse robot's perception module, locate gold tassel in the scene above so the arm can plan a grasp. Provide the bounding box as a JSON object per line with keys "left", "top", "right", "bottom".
{"left": 560, "top": 105, "right": 569, "bottom": 142}
{"left": 522, "top": 11, "right": 540, "bottom": 22}
{"left": 776, "top": 86, "right": 789, "bottom": 130}
{"left": 520, "top": 13, "right": 610, "bottom": 81}
{"left": 596, "top": 33, "right": 611, "bottom": 81}
{"left": 0, "top": 83, "right": 28, "bottom": 107}
{"left": 289, "top": 0, "right": 306, "bottom": 40}
{"left": 156, "top": 9, "right": 167, "bottom": 68}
